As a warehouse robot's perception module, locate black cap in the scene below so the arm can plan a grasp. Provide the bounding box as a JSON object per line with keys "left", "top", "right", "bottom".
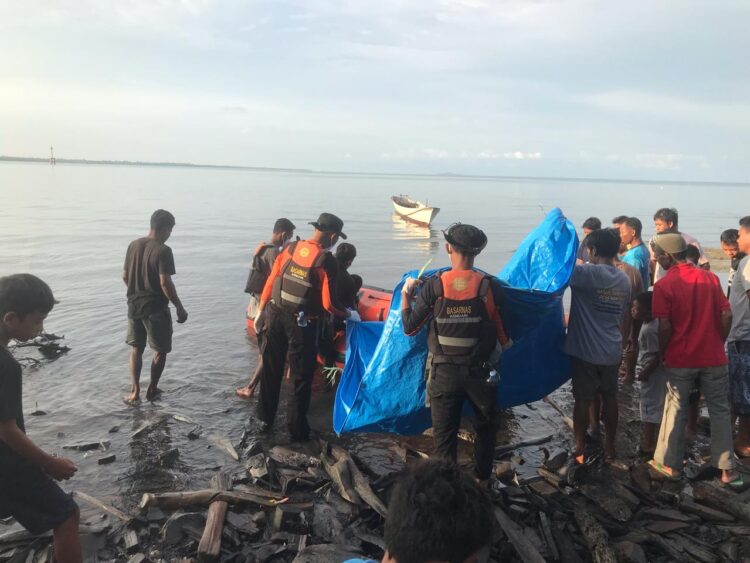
{"left": 442, "top": 223, "right": 487, "bottom": 255}
{"left": 273, "top": 218, "right": 296, "bottom": 233}
{"left": 309, "top": 213, "right": 347, "bottom": 239}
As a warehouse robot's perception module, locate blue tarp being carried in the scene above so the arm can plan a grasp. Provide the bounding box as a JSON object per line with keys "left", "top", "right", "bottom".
{"left": 333, "top": 208, "right": 579, "bottom": 435}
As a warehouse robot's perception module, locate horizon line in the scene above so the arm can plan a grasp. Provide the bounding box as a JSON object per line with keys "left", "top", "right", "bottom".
{"left": 2, "top": 154, "right": 749, "bottom": 188}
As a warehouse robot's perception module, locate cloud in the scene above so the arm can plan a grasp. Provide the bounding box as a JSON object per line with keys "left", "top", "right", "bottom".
{"left": 605, "top": 153, "right": 711, "bottom": 171}
{"left": 586, "top": 90, "right": 750, "bottom": 129}
{"left": 379, "top": 149, "right": 541, "bottom": 161}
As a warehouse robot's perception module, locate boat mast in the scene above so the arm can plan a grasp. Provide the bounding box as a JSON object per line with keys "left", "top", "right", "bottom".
{"left": 49, "top": 146, "right": 56, "bottom": 165}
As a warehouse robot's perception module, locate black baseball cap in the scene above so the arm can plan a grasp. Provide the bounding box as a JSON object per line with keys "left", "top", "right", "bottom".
{"left": 442, "top": 223, "right": 487, "bottom": 255}
{"left": 309, "top": 213, "right": 347, "bottom": 239}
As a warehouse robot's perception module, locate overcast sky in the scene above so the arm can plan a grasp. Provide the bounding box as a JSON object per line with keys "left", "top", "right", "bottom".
{"left": 2, "top": 1, "right": 749, "bottom": 181}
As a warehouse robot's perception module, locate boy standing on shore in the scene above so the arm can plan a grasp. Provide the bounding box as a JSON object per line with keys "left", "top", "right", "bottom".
{"left": 632, "top": 291, "right": 668, "bottom": 455}
{"left": 0, "top": 274, "right": 81, "bottom": 562}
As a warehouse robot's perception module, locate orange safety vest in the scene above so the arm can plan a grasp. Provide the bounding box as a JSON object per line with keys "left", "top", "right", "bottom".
{"left": 429, "top": 270, "right": 497, "bottom": 365}
{"left": 271, "top": 241, "right": 327, "bottom": 314}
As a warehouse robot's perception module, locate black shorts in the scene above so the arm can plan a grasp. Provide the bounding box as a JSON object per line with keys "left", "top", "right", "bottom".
{"left": 0, "top": 464, "right": 78, "bottom": 535}
{"left": 570, "top": 357, "right": 619, "bottom": 401}
{"left": 126, "top": 307, "right": 173, "bottom": 353}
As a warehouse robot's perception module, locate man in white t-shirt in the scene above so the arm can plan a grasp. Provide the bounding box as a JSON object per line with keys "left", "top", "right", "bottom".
{"left": 649, "top": 207, "right": 709, "bottom": 283}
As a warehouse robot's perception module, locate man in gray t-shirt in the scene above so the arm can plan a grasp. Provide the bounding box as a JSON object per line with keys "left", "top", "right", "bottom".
{"left": 728, "top": 218, "right": 750, "bottom": 455}
{"left": 565, "top": 228, "right": 630, "bottom": 463}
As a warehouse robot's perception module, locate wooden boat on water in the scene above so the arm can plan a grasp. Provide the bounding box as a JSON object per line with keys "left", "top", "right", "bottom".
{"left": 391, "top": 195, "right": 440, "bottom": 227}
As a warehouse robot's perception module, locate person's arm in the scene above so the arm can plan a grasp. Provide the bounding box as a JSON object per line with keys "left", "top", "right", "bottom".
{"left": 657, "top": 317, "right": 673, "bottom": 359}
{"left": 402, "top": 278, "right": 436, "bottom": 336}
{"left": 0, "top": 420, "right": 76, "bottom": 480}
{"left": 159, "top": 273, "right": 187, "bottom": 322}
{"left": 259, "top": 250, "right": 287, "bottom": 311}
{"left": 639, "top": 354, "right": 659, "bottom": 382}
{"left": 157, "top": 246, "right": 187, "bottom": 322}
{"left": 721, "top": 309, "right": 733, "bottom": 341}
{"left": 488, "top": 283, "right": 510, "bottom": 347}
{"left": 122, "top": 243, "right": 131, "bottom": 286}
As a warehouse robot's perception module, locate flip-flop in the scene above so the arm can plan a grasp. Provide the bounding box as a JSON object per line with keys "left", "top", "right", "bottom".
{"left": 647, "top": 459, "right": 682, "bottom": 481}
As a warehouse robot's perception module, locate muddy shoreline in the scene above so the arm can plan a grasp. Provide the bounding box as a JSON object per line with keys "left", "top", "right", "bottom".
{"left": 5, "top": 346, "right": 750, "bottom": 563}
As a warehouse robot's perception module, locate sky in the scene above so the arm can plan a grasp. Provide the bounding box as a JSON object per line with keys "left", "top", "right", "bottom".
{"left": 1, "top": 0, "right": 749, "bottom": 181}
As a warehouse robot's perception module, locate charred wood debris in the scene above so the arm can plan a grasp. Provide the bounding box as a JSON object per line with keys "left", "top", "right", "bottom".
{"left": 3, "top": 421, "right": 750, "bottom": 563}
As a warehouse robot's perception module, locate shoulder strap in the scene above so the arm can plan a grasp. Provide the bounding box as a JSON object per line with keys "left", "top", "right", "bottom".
{"left": 434, "top": 272, "right": 445, "bottom": 299}
{"left": 478, "top": 276, "right": 491, "bottom": 299}
{"left": 312, "top": 248, "right": 328, "bottom": 268}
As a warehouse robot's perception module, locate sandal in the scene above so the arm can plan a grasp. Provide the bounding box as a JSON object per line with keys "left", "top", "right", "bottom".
{"left": 647, "top": 459, "right": 682, "bottom": 481}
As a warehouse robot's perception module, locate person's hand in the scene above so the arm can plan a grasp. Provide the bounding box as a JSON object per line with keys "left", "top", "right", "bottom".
{"left": 502, "top": 338, "right": 514, "bottom": 351}
{"left": 44, "top": 455, "right": 77, "bottom": 481}
{"left": 176, "top": 306, "right": 188, "bottom": 324}
{"left": 402, "top": 277, "right": 422, "bottom": 297}
{"left": 254, "top": 309, "right": 266, "bottom": 333}
{"left": 348, "top": 309, "right": 361, "bottom": 323}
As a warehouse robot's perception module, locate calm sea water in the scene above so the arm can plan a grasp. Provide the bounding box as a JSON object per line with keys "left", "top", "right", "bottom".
{"left": 0, "top": 161, "right": 746, "bottom": 501}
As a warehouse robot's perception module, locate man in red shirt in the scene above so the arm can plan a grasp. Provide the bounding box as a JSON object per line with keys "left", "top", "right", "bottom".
{"left": 649, "top": 233, "right": 740, "bottom": 486}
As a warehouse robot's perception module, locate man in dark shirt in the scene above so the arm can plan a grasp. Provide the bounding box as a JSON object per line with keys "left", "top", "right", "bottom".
{"left": 0, "top": 274, "right": 81, "bottom": 562}
{"left": 334, "top": 242, "right": 359, "bottom": 309}
{"left": 576, "top": 217, "right": 601, "bottom": 264}
{"left": 123, "top": 209, "right": 188, "bottom": 404}
{"left": 401, "top": 223, "right": 511, "bottom": 481}
{"left": 237, "top": 218, "right": 296, "bottom": 399}
{"left": 256, "top": 213, "right": 354, "bottom": 441}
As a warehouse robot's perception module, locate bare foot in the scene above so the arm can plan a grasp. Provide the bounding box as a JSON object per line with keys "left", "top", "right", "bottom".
{"left": 123, "top": 391, "right": 140, "bottom": 405}
{"left": 235, "top": 386, "right": 255, "bottom": 399}
{"left": 145, "top": 385, "right": 162, "bottom": 401}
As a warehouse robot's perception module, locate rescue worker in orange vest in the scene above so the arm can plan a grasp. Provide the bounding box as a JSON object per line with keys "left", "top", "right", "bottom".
{"left": 401, "top": 223, "right": 511, "bottom": 480}
{"left": 255, "top": 213, "right": 356, "bottom": 441}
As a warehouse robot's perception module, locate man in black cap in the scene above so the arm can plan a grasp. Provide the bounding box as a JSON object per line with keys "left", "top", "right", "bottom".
{"left": 401, "top": 223, "right": 511, "bottom": 481}
{"left": 255, "top": 213, "right": 354, "bottom": 440}
{"left": 237, "top": 218, "right": 296, "bottom": 399}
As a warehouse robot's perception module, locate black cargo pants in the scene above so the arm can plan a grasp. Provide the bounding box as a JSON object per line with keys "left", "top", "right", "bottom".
{"left": 428, "top": 363, "right": 498, "bottom": 479}
{"left": 258, "top": 304, "right": 319, "bottom": 441}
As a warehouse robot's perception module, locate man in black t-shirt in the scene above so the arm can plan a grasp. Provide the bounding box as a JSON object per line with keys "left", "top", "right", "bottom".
{"left": 0, "top": 274, "right": 81, "bottom": 562}
{"left": 123, "top": 209, "right": 188, "bottom": 404}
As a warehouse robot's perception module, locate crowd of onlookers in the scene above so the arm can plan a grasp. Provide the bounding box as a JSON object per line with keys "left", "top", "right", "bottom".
{"left": 568, "top": 208, "right": 750, "bottom": 486}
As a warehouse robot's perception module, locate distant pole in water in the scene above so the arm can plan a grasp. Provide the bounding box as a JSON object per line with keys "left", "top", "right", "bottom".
{"left": 49, "top": 146, "right": 56, "bottom": 165}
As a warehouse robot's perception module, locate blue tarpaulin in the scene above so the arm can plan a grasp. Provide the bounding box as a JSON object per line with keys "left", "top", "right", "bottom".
{"left": 333, "top": 208, "right": 579, "bottom": 435}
